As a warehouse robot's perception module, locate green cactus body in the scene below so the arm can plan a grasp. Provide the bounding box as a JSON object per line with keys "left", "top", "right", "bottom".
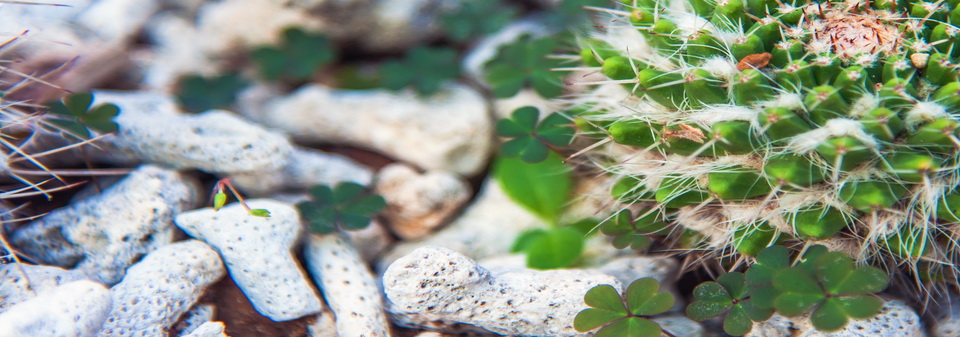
{"left": 573, "top": 0, "right": 960, "bottom": 293}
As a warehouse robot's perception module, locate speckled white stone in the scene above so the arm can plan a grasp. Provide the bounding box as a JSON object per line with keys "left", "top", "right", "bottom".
{"left": 174, "top": 304, "right": 216, "bottom": 337}
{"left": 242, "top": 83, "right": 492, "bottom": 176}
{"left": 383, "top": 246, "right": 621, "bottom": 336}
{"left": 304, "top": 234, "right": 391, "bottom": 337}
{"left": 375, "top": 164, "right": 470, "bottom": 240}
{"left": 76, "top": 0, "right": 159, "bottom": 42}
{"left": 379, "top": 178, "right": 545, "bottom": 273}
{"left": 175, "top": 199, "right": 322, "bottom": 321}
{"left": 652, "top": 316, "right": 705, "bottom": 337}
{"left": 179, "top": 322, "right": 227, "bottom": 337}
{"left": 98, "top": 240, "right": 224, "bottom": 337}
{"left": 11, "top": 165, "right": 198, "bottom": 284}
{"left": 0, "top": 280, "right": 112, "bottom": 337}
{"left": 0, "top": 263, "right": 88, "bottom": 313}
{"left": 229, "top": 147, "right": 373, "bottom": 196}
{"left": 91, "top": 90, "right": 293, "bottom": 174}
{"left": 746, "top": 300, "right": 924, "bottom": 337}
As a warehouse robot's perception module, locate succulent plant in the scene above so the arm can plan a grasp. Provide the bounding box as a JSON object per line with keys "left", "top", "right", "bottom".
{"left": 567, "top": 0, "right": 960, "bottom": 296}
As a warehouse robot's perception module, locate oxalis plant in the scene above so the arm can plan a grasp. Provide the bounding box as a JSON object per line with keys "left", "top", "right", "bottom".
{"left": 516, "top": 0, "right": 960, "bottom": 334}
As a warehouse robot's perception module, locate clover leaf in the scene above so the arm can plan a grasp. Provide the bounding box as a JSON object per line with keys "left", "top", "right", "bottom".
{"left": 575, "top": 278, "right": 675, "bottom": 337}
{"left": 510, "top": 227, "right": 584, "bottom": 270}
{"left": 600, "top": 210, "right": 667, "bottom": 251}
{"left": 440, "top": 0, "right": 518, "bottom": 42}
{"left": 175, "top": 72, "right": 249, "bottom": 113}
{"left": 496, "top": 106, "right": 575, "bottom": 163}
{"left": 251, "top": 27, "right": 336, "bottom": 82}
{"left": 686, "top": 272, "right": 774, "bottom": 336}
{"left": 380, "top": 46, "right": 461, "bottom": 96}
{"left": 44, "top": 92, "right": 119, "bottom": 140}
{"left": 772, "top": 251, "right": 888, "bottom": 331}
{"left": 484, "top": 34, "right": 570, "bottom": 98}
{"left": 297, "top": 182, "right": 386, "bottom": 234}
{"left": 743, "top": 245, "right": 791, "bottom": 309}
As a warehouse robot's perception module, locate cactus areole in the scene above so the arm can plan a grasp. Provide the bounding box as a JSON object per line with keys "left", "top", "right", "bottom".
{"left": 575, "top": 0, "right": 960, "bottom": 293}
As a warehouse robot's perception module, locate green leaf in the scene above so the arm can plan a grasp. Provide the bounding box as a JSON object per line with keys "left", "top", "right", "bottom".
{"left": 810, "top": 298, "right": 848, "bottom": 331}
{"left": 773, "top": 267, "right": 823, "bottom": 295}
{"left": 494, "top": 152, "right": 572, "bottom": 224}
{"left": 484, "top": 34, "right": 570, "bottom": 98}
{"left": 595, "top": 317, "right": 662, "bottom": 337}
{"left": 692, "top": 282, "right": 732, "bottom": 303}
{"left": 723, "top": 306, "right": 754, "bottom": 336}
{"left": 248, "top": 209, "right": 271, "bottom": 217}
{"left": 496, "top": 107, "right": 575, "bottom": 163}
{"left": 774, "top": 292, "right": 824, "bottom": 317}
{"left": 44, "top": 92, "right": 122, "bottom": 139}
{"left": 686, "top": 299, "right": 730, "bottom": 321}
{"left": 175, "top": 72, "right": 249, "bottom": 113}
{"left": 750, "top": 284, "right": 780, "bottom": 309}
{"left": 629, "top": 286, "right": 673, "bottom": 316}
{"left": 836, "top": 295, "right": 883, "bottom": 319}
{"left": 379, "top": 46, "right": 461, "bottom": 95}
{"left": 213, "top": 192, "right": 227, "bottom": 211}
{"left": 575, "top": 308, "right": 626, "bottom": 332}
{"left": 511, "top": 229, "right": 548, "bottom": 253}
{"left": 524, "top": 227, "right": 584, "bottom": 269}
{"left": 717, "top": 272, "right": 748, "bottom": 300}
{"left": 439, "top": 0, "right": 518, "bottom": 42}
{"left": 298, "top": 182, "right": 385, "bottom": 234}
{"left": 251, "top": 27, "right": 336, "bottom": 82}
{"left": 583, "top": 284, "right": 628, "bottom": 314}
{"left": 738, "top": 299, "right": 774, "bottom": 322}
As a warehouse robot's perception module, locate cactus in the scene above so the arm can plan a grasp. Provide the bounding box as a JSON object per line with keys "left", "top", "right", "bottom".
{"left": 569, "top": 0, "right": 960, "bottom": 294}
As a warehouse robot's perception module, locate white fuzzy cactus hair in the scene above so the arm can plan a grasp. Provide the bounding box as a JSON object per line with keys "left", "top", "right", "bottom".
{"left": 568, "top": 0, "right": 960, "bottom": 298}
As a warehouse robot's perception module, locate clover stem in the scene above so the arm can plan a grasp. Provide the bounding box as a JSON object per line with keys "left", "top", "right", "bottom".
{"left": 215, "top": 178, "right": 252, "bottom": 212}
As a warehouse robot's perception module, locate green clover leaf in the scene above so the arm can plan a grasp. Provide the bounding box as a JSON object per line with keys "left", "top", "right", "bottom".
{"left": 496, "top": 106, "right": 575, "bottom": 163}
{"left": 686, "top": 272, "right": 773, "bottom": 336}
{"left": 297, "top": 182, "right": 386, "bottom": 234}
{"left": 439, "top": 0, "right": 518, "bottom": 42}
{"left": 771, "top": 250, "right": 888, "bottom": 332}
{"left": 251, "top": 27, "right": 336, "bottom": 82}
{"left": 484, "top": 34, "right": 570, "bottom": 98}
{"left": 44, "top": 92, "right": 120, "bottom": 140}
{"left": 510, "top": 227, "right": 584, "bottom": 270}
{"left": 175, "top": 72, "right": 249, "bottom": 113}
{"left": 575, "top": 278, "right": 675, "bottom": 337}
{"left": 380, "top": 46, "right": 461, "bottom": 96}
{"left": 600, "top": 210, "right": 667, "bottom": 251}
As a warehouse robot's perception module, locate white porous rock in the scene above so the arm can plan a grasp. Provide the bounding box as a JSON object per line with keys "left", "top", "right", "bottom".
{"left": 375, "top": 164, "right": 470, "bottom": 240}
{"left": 75, "top": 0, "right": 159, "bottom": 42}
{"left": 90, "top": 90, "right": 293, "bottom": 174}
{"left": 652, "top": 316, "right": 705, "bottom": 337}
{"left": 245, "top": 83, "right": 492, "bottom": 176}
{"left": 383, "top": 246, "right": 621, "bottom": 336}
{"left": 379, "top": 178, "right": 545, "bottom": 272}
{"left": 304, "top": 234, "right": 391, "bottom": 337}
{"left": 175, "top": 199, "right": 323, "bottom": 321}
{"left": 11, "top": 165, "right": 198, "bottom": 284}
{"left": 179, "top": 322, "right": 227, "bottom": 337}
{"left": 357, "top": 0, "right": 463, "bottom": 51}
{"left": 174, "top": 304, "right": 216, "bottom": 337}
{"left": 0, "top": 264, "right": 88, "bottom": 312}
{"left": 194, "top": 0, "right": 322, "bottom": 57}
{"left": 230, "top": 147, "right": 373, "bottom": 196}
{"left": 746, "top": 300, "right": 924, "bottom": 337}
{"left": 0, "top": 280, "right": 111, "bottom": 337}
{"left": 934, "top": 299, "right": 960, "bottom": 337}
{"left": 98, "top": 240, "right": 224, "bottom": 337}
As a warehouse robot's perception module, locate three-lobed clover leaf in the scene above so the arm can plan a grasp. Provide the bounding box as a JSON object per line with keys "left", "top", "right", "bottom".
{"left": 743, "top": 245, "right": 791, "bottom": 309}
{"left": 686, "top": 272, "right": 774, "bottom": 336}
{"left": 380, "top": 46, "right": 461, "bottom": 96}
{"left": 600, "top": 210, "right": 667, "bottom": 251}
{"left": 44, "top": 92, "right": 120, "bottom": 139}
{"left": 496, "top": 106, "right": 575, "bottom": 163}
{"left": 772, "top": 251, "right": 888, "bottom": 331}
{"left": 297, "top": 182, "right": 386, "bottom": 234}
{"left": 175, "top": 72, "right": 249, "bottom": 113}
{"left": 251, "top": 27, "right": 336, "bottom": 82}
{"left": 484, "top": 34, "right": 570, "bottom": 98}
{"left": 575, "top": 278, "right": 675, "bottom": 337}
{"left": 439, "top": 0, "right": 518, "bottom": 42}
